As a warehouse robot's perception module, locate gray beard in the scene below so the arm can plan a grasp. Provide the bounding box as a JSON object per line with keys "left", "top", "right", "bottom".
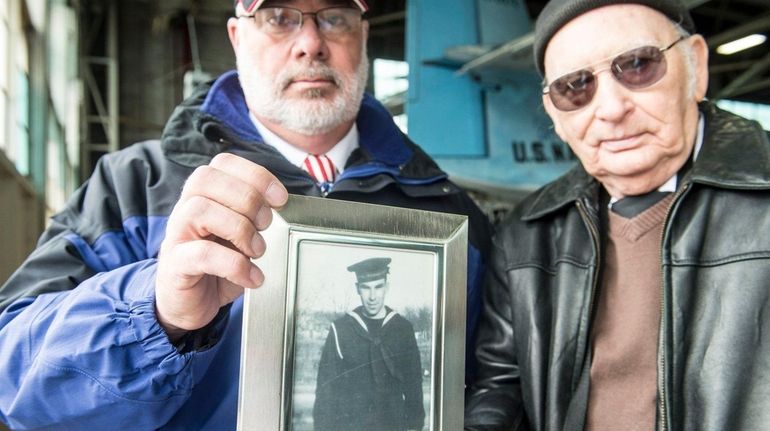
{"left": 238, "top": 51, "right": 369, "bottom": 136}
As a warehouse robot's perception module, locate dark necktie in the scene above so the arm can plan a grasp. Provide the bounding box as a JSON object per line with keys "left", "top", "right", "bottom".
{"left": 610, "top": 191, "right": 670, "bottom": 218}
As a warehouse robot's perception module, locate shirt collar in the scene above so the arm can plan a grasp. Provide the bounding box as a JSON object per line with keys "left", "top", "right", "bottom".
{"left": 250, "top": 113, "right": 359, "bottom": 174}
{"left": 324, "top": 126, "right": 359, "bottom": 174}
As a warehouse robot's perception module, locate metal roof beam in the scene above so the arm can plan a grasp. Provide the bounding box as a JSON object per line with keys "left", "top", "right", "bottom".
{"left": 455, "top": 0, "right": 711, "bottom": 76}
{"left": 706, "top": 13, "right": 770, "bottom": 47}
{"left": 716, "top": 51, "right": 770, "bottom": 99}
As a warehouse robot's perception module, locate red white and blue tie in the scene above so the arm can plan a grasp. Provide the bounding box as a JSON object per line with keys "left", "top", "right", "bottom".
{"left": 303, "top": 154, "right": 337, "bottom": 184}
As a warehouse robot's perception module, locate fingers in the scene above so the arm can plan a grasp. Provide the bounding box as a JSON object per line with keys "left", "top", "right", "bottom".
{"left": 166, "top": 153, "right": 288, "bottom": 253}
{"left": 163, "top": 239, "right": 264, "bottom": 290}
{"left": 177, "top": 153, "right": 287, "bottom": 229}
{"left": 208, "top": 152, "right": 288, "bottom": 208}
{"left": 208, "top": 153, "right": 287, "bottom": 229}
{"left": 179, "top": 165, "right": 263, "bottom": 225}
{"left": 168, "top": 195, "right": 267, "bottom": 258}
{"left": 155, "top": 154, "right": 286, "bottom": 334}
{"left": 155, "top": 238, "right": 263, "bottom": 332}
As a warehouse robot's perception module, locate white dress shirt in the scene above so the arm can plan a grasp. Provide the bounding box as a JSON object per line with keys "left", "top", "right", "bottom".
{"left": 250, "top": 113, "right": 360, "bottom": 175}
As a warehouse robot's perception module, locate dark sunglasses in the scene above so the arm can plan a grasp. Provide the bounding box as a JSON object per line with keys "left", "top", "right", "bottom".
{"left": 543, "top": 36, "right": 686, "bottom": 112}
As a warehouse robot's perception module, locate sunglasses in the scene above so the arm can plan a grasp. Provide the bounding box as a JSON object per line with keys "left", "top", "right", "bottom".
{"left": 543, "top": 36, "right": 686, "bottom": 112}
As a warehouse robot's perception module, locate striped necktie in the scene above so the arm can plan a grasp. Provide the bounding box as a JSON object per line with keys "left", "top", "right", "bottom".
{"left": 303, "top": 154, "right": 337, "bottom": 184}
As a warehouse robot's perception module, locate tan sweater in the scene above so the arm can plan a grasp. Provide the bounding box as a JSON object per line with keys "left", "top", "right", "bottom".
{"left": 585, "top": 194, "right": 675, "bottom": 431}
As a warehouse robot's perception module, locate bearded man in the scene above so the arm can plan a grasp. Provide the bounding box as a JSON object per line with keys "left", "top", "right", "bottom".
{"left": 0, "top": 1, "right": 492, "bottom": 429}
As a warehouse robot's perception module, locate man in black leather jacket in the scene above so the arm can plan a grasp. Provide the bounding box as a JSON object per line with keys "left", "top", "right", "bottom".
{"left": 465, "top": 0, "right": 770, "bottom": 430}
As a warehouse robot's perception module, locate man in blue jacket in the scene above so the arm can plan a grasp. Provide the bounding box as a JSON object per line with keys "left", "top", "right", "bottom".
{"left": 0, "top": 1, "right": 492, "bottom": 429}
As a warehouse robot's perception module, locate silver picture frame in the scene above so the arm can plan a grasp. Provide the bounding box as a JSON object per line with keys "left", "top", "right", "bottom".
{"left": 237, "top": 194, "right": 468, "bottom": 431}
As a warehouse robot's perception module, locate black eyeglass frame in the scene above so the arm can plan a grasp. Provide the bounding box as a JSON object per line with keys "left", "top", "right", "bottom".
{"left": 542, "top": 36, "right": 688, "bottom": 111}
{"left": 236, "top": 6, "right": 364, "bottom": 36}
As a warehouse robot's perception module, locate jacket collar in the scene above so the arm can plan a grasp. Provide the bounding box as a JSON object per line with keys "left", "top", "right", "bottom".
{"left": 520, "top": 101, "right": 770, "bottom": 221}
{"left": 689, "top": 102, "right": 770, "bottom": 188}
{"left": 162, "top": 70, "right": 448, "bottom": 185}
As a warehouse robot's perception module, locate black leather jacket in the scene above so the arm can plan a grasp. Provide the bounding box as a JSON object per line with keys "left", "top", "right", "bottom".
{"left": 465, "top": 102, "right": 770, "bottom": 431}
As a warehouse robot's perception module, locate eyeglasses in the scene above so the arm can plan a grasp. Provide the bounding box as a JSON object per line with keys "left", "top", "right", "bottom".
{"left": 543, "top": 36, "right": 686, "bottom": 112}
{"left": 237, "top": 6, "right": 363, "bottom": 38}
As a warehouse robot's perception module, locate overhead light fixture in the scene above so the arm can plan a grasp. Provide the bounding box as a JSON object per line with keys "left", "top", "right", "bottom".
{"left": 716, "top": 34, "right": 767, "bottom": 55}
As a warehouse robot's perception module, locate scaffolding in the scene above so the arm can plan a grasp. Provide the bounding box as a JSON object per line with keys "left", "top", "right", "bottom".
{"left": 78, "top": 0, "right": 119, "bottom": 181}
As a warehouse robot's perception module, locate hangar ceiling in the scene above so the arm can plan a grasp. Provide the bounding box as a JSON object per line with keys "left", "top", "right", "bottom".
{"left": 85, "top": 0, "right": 770, "bottom": 106}
{"left": 365, "top": 0, "right": 770, "bottom": 105}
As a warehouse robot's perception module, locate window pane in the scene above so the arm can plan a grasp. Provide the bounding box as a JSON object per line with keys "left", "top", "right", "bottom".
{"left": 0, "top": 21, "right": 8, "bottom": 89}
{"left": 374, "top": 58, "right": 409, "bottom": 100}
{"left": 13, "top": 69, "right": 29, "bottom": 175}
{"left": 15, "top": 124, "right": 28, "bottom": 176}
{"left": 373, "top": 59, "right": 409, "bottom": 133}
{"left": 0, "top": 95, "right": 6, "bottom": 152}
{"left": 0, "top": 15, "right": 7, "bottom": 151}
{"left": 15, "top": 69, "right": 27, "bottom": 127}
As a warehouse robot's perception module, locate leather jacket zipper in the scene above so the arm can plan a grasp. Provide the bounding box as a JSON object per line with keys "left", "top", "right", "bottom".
{"left": 656, "top": 182, "right": 691, "bottom": 431}
{"left": 575, "top": 200, "right": 602, "bottom": 386}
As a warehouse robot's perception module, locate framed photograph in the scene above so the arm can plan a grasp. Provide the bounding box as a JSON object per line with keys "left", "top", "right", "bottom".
{"left": 237, "top": 195, "right": 468, "bottom": 431}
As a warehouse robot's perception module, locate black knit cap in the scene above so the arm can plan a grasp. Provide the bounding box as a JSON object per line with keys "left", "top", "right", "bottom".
{"left": 533, "top": 0, "right": 696, "bottom": 76}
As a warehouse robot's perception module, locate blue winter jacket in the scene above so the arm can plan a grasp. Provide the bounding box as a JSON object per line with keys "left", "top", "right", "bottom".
{"left": 0, "top": 71, "right": 492, "bottom": 430}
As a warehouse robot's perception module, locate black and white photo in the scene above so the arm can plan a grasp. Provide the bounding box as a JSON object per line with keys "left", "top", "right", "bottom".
{"left": 237, "top": 195, "right": 468, "bottom": 431}
{"left": 289, "top": 245, "right": 435, "bottom": 431}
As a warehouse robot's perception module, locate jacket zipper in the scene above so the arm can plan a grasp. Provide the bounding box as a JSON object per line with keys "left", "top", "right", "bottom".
{"left": 319, "top": 182, "right": 333, "bottom": 197}
{"left": 575, "top": 200, "right": 602, "bottom": 385}
{"left": 656, "top": 182, "right": 691, "bottom": 431}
